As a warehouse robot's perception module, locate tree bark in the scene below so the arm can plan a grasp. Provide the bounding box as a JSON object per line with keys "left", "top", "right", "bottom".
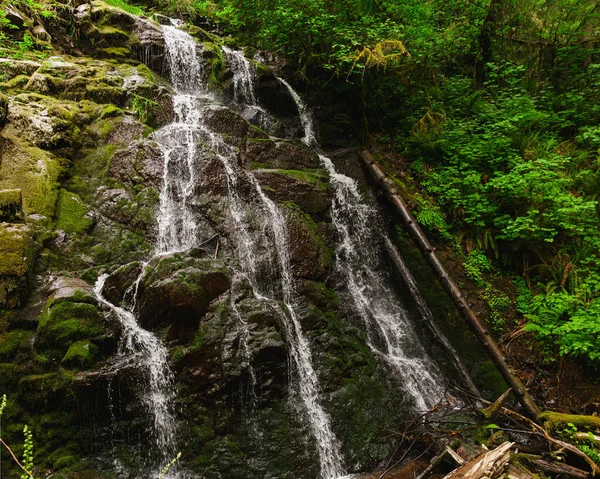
{"left": 360, "top": 150, "right": 542, "bottom": 420}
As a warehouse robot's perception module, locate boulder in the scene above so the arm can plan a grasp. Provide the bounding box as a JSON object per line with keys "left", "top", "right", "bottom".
{"left": 253, "top": 168, "right": 330, "bottom": 215}
{"left": 109, "top": 139, "right": 164, "bottom": 191}
{"left": 36, "top": 279, "right": 116, "bottom": 361}
{"left": 100, "top": 261, "right": 143, "bottom": 305}
{"left": 203, "top": 105, "right": 250, "bottom": 139}
{"left": 47, "top": 277, "right": 97, "bottom": 307}
{"left": 137, "top": 255, "right": 231, "bottom": 333}
{"left": 283, "top": 203, "right": 333, "bottom": 280}
{"left": 252, "top": 140, "right": 320, "bottom": 169}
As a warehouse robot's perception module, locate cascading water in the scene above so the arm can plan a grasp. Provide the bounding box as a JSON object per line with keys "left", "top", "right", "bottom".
{"left": 276, "top": 77, "right": 318, "bottom": 147}
{"left": 320, "top": 156, "right": 446, "bottom": 410}
{"left": 221, "top": 46, "right": 276, "bottom": 133}
{"left": 94, "top": 276, "right": 179, "bottom": 476}
{"left": 281, "top": 79, "right": 454, "bottom": 411}
{"left": 154, "top": 25, "right": 346, "bottom": 479}
{"left": 383, "top": 237, "right": 479, "bottom": 396}
{"left": 194, "top": 106, "right": 346, "bottom": 479}
{"left": 92, "top": 22, "right": 210, "bottom": 478}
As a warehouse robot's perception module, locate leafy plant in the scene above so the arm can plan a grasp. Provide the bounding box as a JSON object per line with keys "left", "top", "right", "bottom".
{"left": 130, "top": 94, "right": 157, "bottom": 124}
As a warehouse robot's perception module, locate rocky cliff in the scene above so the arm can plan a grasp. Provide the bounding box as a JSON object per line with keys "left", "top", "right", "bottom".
{"left": 0, "top": 2, "right": 472, "bottom": 478}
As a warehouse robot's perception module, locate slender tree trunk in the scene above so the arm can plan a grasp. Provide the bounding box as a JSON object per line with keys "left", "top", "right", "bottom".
{"left": 360, "top": 150, "right": 542, "bottom": 420}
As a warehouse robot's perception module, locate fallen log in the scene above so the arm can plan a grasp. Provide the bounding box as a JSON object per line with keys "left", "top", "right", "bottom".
{"left": 443, "top": 441, "right": 513, "bottom": 478}
{"left": 533, "top": 459, "right": 589, "bottom": 478}
{"left": 539, "top": 411, "right": 600, "bottom": 432}
{"left": 360, "top": 150, "right": 541, "bottom": 419}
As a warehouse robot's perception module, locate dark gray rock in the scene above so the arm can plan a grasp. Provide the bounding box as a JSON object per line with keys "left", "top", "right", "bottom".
{"left": 137, "top": 255, "right": 231, "bottom": 334}
{"left": 253, "top": 140, "right": 320, "bottom": 169}
{"left": 253, "top": 168, "right": 330, "bottom": 215}
{"left": 109, "top": 139, "right": 164, "bottom": 191}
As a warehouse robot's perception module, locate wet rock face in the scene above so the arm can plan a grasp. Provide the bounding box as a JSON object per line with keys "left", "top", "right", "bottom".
{"left": 136, "top": 255, "right": 231, "bottom": 335}
{"left": 74, "top": 1, "right": 166, "bottom": 71}
{"left": 109, "top": 139, "right": 164, "bottom": 191}
{"left": 0, "top": 7, "right": 411, "bottom": 477}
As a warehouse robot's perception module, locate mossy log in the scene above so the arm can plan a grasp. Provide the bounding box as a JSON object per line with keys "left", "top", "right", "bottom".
{"left": 539, "top": 411, "right": 600, "bottom": 432}
{"left": 360, "top": 150, "right": 542, "bottom": 419}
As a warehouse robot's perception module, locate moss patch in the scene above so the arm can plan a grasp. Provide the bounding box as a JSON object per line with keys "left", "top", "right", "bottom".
{"left": 260, "top": 168, "right": 329, "bottom": 192}
{"left": 36, "top": 301, "right": 103, "bottom": 360}
{"left": 61, "top": 340, "right": 99, "bottom": 369}
{"left": 55, "top": 190, "right": 94, "bottom": 234}
{"left": 0, "top": 140, "right": 63, "bottom": 217}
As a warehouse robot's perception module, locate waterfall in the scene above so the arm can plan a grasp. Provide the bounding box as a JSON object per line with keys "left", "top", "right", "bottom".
{"left": 156, "top": 27, "right": 345, "bottom": 479}
{"left": 320, "top": 156, "right": 445, "bottom": 410}
{"left": 221, "top": 46, "right": 276, "bottom": 133}
{"left": 94, "top": 275, "right": 179, "bottom": 476}
{"left": 195, "top": 109, "right": 345, "bottom": 479}
{"left": 276, "top": 77, "right": 318, "bottom": 147}
{"left": 92, "top": 23, "right": 210, "bottom": 478}
{"left": 280, "top": 79, "right": 453, "bottom": 410}
{"left": 383, "top": 238, "right": 480, "bottom": 396}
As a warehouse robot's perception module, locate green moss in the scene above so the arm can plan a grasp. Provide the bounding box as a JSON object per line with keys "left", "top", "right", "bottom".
{"left": 0, "top": 224, "right": 34, "bottom": 276}
{"left": 102, "top": 0, "right": 145, "bottom": 15}
{"left": 0, "top": 74, "right": 30, "bottom": 90}
{"left": 17, "top": 372, "right": 75, "bottom": 410}
{"left": 539, "top": 411, "right": 600, "bottom": 432}
{"left": 0, "top": 330, "right": 33, "bottom": 361}
{"left": 86, "top": 85, "right": 124, "bottom": 105}
{"left": 471, "top": 361, "right": 509, "bottom": 401}
{"left": 36, "top": 301, "right": 102, "bottom": 359}
{"left": 0, "top": 142, "right": 63, "bottom": 217}
{"left": 53, "top": 455, "right": 77, "bottom": 470}
{"left": 249, "top": 161, "right": 274, "bottom": 170}
{"left": 0, "top": 188, "right": 22, "bottom": 220}
{"left": 283, "top": 201, "right": 334, "bottom": 270}
{"left": 100, "top": 104, "right": 122, "bottom": 118}
{"left": 260, "top": 168, "right": 329, "bottom": 192}
{"left": 56, "top": 190, "right": 94, "bottom": 235}
{"left": 0, "top": 363, "right": 19, "bottom": 390}
{"left": 98, "top": 47, "right": 130, "bottom": 59}
{"left": 61, "top": 340, "right": 99, "bottom": 369}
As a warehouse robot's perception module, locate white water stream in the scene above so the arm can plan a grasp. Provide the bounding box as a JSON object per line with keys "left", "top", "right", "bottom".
{"left": 280, "top": 79, "right": 458, "bottom": 411}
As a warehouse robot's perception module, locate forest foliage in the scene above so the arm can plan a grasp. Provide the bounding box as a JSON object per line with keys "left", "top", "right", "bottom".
{"left": 193, "top": 0, "right": 600, "bottom": 366}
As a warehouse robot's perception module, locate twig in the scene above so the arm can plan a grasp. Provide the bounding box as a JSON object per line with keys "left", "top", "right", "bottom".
{"left": 0, "top": 438, "right": 35, "bottom": 479}
{"left": 213, "top": 237, "right": 219, "bottom": 259}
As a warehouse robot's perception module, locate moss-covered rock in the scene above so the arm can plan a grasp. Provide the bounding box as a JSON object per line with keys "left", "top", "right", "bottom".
{"left": 250, "top": 140, "right": 320, "bottom": 170}
{"left": 0, "top": 223, "right": 34, "bottom": 308}
{"left": 0, "top": 330, "right": 33, "bottom": 361}
{"left": 0, "top": 135, "right": 63, "bottom": 217}
{"left": 17, "top": 372, "right": 76, "bottom": 411}
{"left": 0, "top": 188, "right": 22, "bottom": 221}
{"left": 56, "top": 189, "right": 95, "bottom": 235}
{"left": 36, "top": 301, "right": 103, "bottom": 360}
{"left": 137, "top": 255, "right": 231, "bottom": 333}
{"left": 254, "top": 168, "right": 330, "bottom": 215}
{"left": 62, "top": 340, "right": 100, "bottom": 369}
{"left": 282, "top": 202, "right": 333, "bottom": 280}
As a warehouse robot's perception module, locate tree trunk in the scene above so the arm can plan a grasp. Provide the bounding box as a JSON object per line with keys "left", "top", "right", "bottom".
{"left": 360, "top": 150, "right": 541, "bottom": 420}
